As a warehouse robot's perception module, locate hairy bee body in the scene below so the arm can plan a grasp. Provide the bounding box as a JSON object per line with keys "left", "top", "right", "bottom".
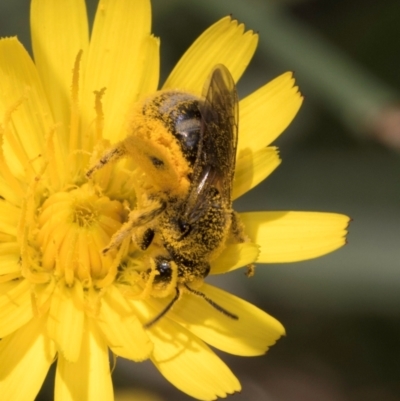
{"left": 88, "top": 64, "right": 241, "bottom": 324}
{"left": 159, "top": 186, "right": 231, "bottom": 283}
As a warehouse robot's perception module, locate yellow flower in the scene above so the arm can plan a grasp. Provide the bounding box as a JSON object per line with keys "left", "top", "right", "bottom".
{"left": 0, "top": 1, "right": 349, "bottom": 401}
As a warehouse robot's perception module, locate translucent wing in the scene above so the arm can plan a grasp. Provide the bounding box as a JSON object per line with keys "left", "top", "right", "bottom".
{"left": 182, "top": 64, "right": 238, "bottom": 223}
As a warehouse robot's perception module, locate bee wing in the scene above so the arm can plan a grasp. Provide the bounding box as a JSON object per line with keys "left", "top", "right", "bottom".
{"left": 183, "top": 64, "right": 238, "bottom": 222}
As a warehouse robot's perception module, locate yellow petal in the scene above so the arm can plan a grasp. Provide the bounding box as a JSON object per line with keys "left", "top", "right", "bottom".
{"left": 96, "top": 285, "right": 152, "bottom": 361}
{"left": 168, "top": 283, "right": 284, "bottom": 356}
{"left": 47, "top": 281, "right": 84, "bottom": 362}
{"left": 0, "top": 175, "right": 23, "bottom": 207}
{"left": 30, "top": 0, "right": 89, "bottom": 140}
{"left": 81, "top": 0, "right": 158, "bottom": 144}
{"left": 0, "top": 147, "right": 25, "bottom": 205}
{"left": 0, "top": 279, "right": 33, "bottom": 338}
{"left": 0, "top": 242, "right": 20, "bottom": 275}
{"left": 0, "top": 316, "right": 56, "bottom": 401}
{"left": 55, "top": 320, "right": 113, "bottom": 401}
{"left": 240, "top": 211, "right": 349, "bottom": 263}
{"left": 210, "top": 242, "right": 259, "bottom": 274}
{"left": 233, "top": 146, "right": 281, "bottom": 200}
{"left": 163, "top": 16, "right": 258, "bottom": 93}
{"left": 0, "top": 38, "right": 53, "bottom": 176}
{"left": 239, "top": 72, "right": 303, "bottom": 151}
{"left": 145, "top": 312, "right": 240, "bottom": 400}
{"left": 0, "top": 199, "right": 20, "bottom": 237}
{"left": 137, "top": 35, "right": 160, "bottom": 99}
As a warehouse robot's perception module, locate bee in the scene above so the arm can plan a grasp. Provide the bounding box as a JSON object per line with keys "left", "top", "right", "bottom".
{"left": 87, "top": 64, "right": 244, "bottom": 326}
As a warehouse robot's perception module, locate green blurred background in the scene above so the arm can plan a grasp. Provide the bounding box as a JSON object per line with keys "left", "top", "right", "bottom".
{"left": 1, "top": 0, "right": 400, "bottom": 400}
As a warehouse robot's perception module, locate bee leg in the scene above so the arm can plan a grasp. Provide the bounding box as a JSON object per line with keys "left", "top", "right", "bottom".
{"left": 183, "top": 284, "right": 238, "bottom": 320}
{"left": 103, "top": 201, "right": 166, "bottom": 254}
{"left": 86, "top": 144, "right": 126, "bottom": 178}
{"left": 143, "top": 286, "right": 181, "bottom": 329}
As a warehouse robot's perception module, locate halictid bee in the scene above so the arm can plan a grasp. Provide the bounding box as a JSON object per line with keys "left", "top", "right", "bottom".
{"left": 87, "top": 64, "right": 247, "bottom": 326}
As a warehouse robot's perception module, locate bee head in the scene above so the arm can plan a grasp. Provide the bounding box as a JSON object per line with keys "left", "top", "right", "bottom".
{"left": 144, "top": 91, "right": 202, "bottom": 166}
{"left": 121, "top": 90, "right": 204, "bottom": 198}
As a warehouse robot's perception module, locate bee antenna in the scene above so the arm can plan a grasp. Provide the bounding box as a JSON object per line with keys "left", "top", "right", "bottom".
{"left": 184, "top": 284, "right": 238, "bottom": 320}
{"left": 144, "top": 287, "right": 180, "bottom": 329}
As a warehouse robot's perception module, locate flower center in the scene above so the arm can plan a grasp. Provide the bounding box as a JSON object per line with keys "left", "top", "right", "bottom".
{"left": 35, "top": 184, "right": 124, "bottom": 287}
{"left": 71, "top": 199, "right": 98, "bottom": 227}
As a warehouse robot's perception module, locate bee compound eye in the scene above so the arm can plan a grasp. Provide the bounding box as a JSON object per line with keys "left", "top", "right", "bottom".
{"left": 173, "top": 101, "right": 201, "bottom": 164}
{"left": 174, "top": 101, "right": 201, "bottom": 137}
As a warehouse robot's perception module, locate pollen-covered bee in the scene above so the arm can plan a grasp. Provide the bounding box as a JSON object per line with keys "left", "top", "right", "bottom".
{"left": 88, "top": 64, "right": 244, "bottom": 325}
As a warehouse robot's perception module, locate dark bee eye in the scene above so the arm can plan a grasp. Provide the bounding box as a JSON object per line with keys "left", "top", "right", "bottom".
{"left": 174, "top": 108, "right": 201, "bottom": 149}
{"left": 172, "top": 102, "right": 201, "bottom": 164}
